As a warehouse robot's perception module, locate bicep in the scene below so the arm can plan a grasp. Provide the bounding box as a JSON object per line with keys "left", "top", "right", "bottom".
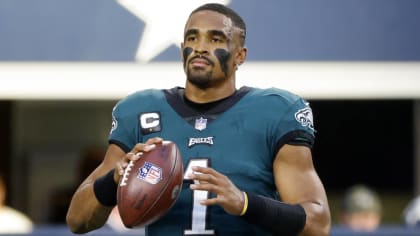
{"left": 273, "top": 144, "right": 331, "bottom": 235}
{"left": 273, "top": 144, "right": 325, "bottom": 204}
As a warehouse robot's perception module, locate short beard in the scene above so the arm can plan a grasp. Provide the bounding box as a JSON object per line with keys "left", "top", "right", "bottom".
{"left": 186, "top": 70, "right": 214, "bottom": 89}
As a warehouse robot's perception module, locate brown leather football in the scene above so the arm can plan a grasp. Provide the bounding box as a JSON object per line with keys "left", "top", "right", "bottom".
{"left": 117, "top": 141, "right": 183, "bottom": 228}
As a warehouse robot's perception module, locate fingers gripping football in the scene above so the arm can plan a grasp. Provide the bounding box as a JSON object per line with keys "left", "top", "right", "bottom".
{"left": 189, "top": 166, "right": 245, "bottom": 216}
{"left": 115, "top": 137, "right": 163, "bottom": 181}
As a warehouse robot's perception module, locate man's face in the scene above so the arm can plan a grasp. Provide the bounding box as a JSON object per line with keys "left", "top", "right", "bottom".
{"left": 182, "top": 10, "right": 244, "bottom": 89}
{"left": 341, "top": 212, "right": 381, "bottom": 232}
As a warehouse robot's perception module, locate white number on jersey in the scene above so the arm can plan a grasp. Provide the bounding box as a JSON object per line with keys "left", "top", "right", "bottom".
{"left": 183, "top": 159, "right": 215, "bottom": 235}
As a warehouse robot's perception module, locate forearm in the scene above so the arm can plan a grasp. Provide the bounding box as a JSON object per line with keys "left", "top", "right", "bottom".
{"left": 242, "top": 192, "right": 330, "bottom": 236}
{"left": 66, "top": 181, "right": 113, "bottom": 234}
{"left": 242, "top": 192, "right": 305, "bottom": 235}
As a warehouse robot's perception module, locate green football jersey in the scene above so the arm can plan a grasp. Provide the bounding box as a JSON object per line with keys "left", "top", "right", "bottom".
{"left": 109, "top": 86, "right": 315, "bottom": 236}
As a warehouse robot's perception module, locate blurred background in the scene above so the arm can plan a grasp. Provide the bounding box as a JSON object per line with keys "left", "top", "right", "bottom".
{"left": 0, "top": 0, "right": 419, "bottom": 235}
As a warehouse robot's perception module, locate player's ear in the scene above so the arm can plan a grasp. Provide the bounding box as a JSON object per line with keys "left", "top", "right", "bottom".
{"left": 235, "top": 47, "right": 247, "bottom": 67}
{"left": 180, "top": 42, "right": 185, "bottom": 62}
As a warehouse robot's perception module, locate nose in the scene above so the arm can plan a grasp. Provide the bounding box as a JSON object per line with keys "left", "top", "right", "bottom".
{"left": 194, "top": 39, "right": 209, "bottom": 55}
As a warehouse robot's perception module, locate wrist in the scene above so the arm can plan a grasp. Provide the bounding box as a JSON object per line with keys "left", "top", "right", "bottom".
{"left": 240, "top": 191, "right": 248, "bottom": 216}
{"left": 93, "top": 169, "right": 118, "bottom": 207}
{"left": 242, "top": 192, "right": 306, "bottom": 235}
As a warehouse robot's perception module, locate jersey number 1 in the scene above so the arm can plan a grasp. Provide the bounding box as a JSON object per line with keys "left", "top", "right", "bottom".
{"left": 183, "top": 159, "right": 215, "bottom": 235}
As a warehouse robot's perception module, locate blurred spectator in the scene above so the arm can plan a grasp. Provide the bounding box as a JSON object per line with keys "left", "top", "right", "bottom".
{"left": 339, "top": 184, "right": 382, "bottom": 232}
{"left": 402, "top": 195, "right": 420, "bottom": 227}
{"left": 0, "top": 173, "right": 33, "bottom": 234}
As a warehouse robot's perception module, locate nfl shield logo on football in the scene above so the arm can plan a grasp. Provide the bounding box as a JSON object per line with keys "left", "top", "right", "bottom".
{"left": 195, "top": 117, "right": 207, "bottom": 131}
{"left": 138, "top": 162, "right": 162, "bottom": 185}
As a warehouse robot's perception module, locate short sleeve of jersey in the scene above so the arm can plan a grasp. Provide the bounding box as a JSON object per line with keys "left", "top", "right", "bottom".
{"left": 263, "top": 88, "right": 316, "bottom": 151}
{"left": 108, "top": 100, "right": 136, "bottom": 153}
{"left": 108, "top": 89, "right": 165, "bottom": 153}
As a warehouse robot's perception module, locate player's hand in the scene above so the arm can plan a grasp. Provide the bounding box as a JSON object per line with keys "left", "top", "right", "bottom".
{"left": 188, "top": 166, "right": 245, "bottom": 215}
{"left": 114, "top": 137, "right": 163, "bottom": 183}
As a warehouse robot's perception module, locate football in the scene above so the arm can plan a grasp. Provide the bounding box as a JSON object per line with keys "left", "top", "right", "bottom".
{"left": 117, "top": 141, "right": 183, "bottom": 228}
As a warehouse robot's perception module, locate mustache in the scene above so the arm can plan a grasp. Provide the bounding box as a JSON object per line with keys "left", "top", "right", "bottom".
{"left": 188, "top": 54, "right": 215, "bottom": 66}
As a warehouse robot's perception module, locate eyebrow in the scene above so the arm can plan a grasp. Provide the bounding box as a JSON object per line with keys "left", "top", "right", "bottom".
{"left": 208, "top": 30, "right": 228, "bottom": 39}
{"left": 184, "top": 29, "right": 199, "bottom": 38}
{"left": 184, "top": 29, "right": 228, "bottom": 39}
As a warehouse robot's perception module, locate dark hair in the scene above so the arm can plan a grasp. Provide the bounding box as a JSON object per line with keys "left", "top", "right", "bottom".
{"left": 190, "top": 3, "right": 246, "bottom": 46}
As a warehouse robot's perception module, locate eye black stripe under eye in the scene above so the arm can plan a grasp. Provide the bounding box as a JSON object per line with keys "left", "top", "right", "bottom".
{"left": 183, "top": 47, "right": 193, "bottom": 68}
{"left": 214, "top": 48, "right": 231, "bottom": 75}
